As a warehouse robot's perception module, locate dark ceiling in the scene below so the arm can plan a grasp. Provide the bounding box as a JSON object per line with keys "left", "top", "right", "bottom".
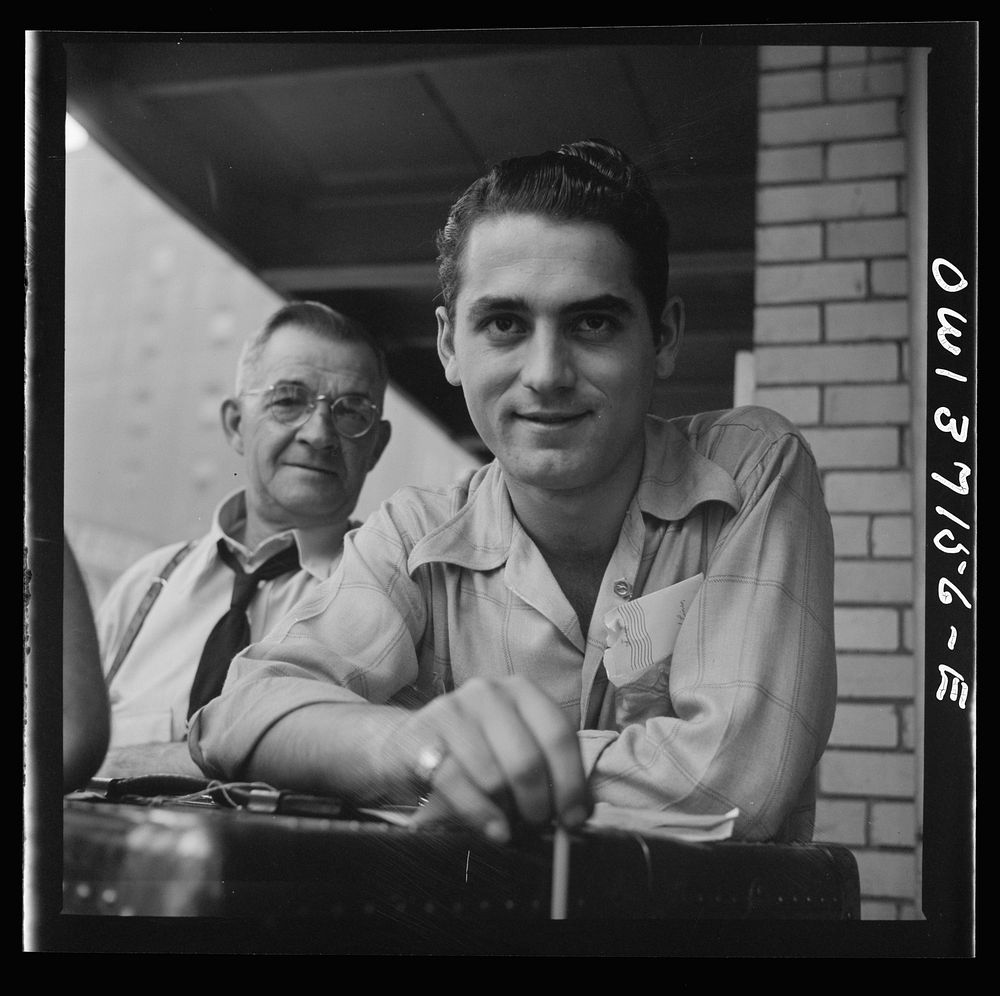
{"left": 64, "top": 37, "right": 759, "bottom": 454}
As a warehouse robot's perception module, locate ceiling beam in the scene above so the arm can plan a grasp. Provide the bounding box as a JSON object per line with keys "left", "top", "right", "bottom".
{"left": 123, "top": 42, "right": 680, "bottom": 98}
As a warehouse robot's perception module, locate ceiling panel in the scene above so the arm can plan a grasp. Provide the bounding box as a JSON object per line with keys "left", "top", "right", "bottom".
{"left": 255, "top": 74, "right": 477, "bottom": 180}
{"left": 428, "top": 47, "right": 653, "bottom": 162}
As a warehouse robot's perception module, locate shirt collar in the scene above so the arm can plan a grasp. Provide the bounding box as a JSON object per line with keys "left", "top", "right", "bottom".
{"left": 408, "top": 465, "right": 512, "bottom": 573}
{"left": 635, "top": 414, "right": 741, "bottom": 521}
{"left": 210, "top": 489, "right": 351, "bottom": 581}
{"left": 408, "top": 415, "right": 740, "bottom": 572}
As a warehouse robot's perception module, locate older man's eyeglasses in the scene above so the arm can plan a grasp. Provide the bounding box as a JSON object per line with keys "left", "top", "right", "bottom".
{"left": 246, "top": 383, "right": 380, "bottom": 437}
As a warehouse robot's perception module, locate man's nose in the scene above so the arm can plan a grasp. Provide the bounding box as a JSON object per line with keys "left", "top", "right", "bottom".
{"left": 295, "top": 400, "right": 341, "bottom": 448}
{"left": 519, "top": 330, "right": 576, "bottom": 393}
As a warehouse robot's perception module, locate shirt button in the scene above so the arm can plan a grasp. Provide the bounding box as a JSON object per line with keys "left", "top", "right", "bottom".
{"left": 613, "top": 579, "right": 633, "bottom": 599}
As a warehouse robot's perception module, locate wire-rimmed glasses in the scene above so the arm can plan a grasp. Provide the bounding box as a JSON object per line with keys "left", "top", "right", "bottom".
{"left": 245, "top": 383, "right": 380, "bottom": 438}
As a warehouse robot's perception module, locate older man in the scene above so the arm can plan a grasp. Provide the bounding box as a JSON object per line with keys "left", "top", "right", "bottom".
{"left": 191, "top": 141, "right": 836, "bottom": 843}
{"left": 96, "top": 301, "right": 391, "bottom": 777}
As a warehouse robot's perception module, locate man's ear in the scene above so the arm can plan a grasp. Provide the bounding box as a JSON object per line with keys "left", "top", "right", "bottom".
{"left": 367, "top": 420, "right": 392, "bottom": 471}
{"left": 436, "top": 306, "right": 462, "bottom": 387}
{"left": 220, "top": 397, "right": 245, "bottom": 456}
{"left": 654, "top": 296, "right": 685, "bottom": 380}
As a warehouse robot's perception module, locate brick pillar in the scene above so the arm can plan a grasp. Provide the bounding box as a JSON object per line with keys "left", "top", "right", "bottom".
{"left": 752, "top": 44, "right": 918, "bottom": 919}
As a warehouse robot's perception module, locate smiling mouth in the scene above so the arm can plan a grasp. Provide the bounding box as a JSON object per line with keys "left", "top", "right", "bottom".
{"left": 515, "top": 411, "right": 589, "bottom": 426}
{"left": 287, "top": 463, "right": 338, "bottom": 475}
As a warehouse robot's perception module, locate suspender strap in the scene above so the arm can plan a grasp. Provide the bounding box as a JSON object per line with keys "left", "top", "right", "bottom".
{"left": 105, "top": 541, "right": 195, "bottom": 689}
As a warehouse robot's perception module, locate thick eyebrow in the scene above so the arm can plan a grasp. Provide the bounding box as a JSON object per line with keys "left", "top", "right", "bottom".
{"left": 562, "top": 294, "right": 636, "bottom": 317}
{"left": 465, "top": 294, "right": 636, "bottom": 322}
{"left": 465, "top": 296, "right": 530, "bottom": 323}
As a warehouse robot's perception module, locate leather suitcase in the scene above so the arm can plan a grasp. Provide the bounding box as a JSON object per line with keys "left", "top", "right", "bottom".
{"left": 63, "top": 798, "right": 860, "bottom": 922}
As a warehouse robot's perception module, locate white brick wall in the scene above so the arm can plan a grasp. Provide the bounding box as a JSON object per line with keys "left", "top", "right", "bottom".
{"left": 854, "top": 850, "right": 917, "bottom": 899}
{"left": 825, "top": 300, "right": 908, "bottom": 340}
{"left": 756, "top": 223, "right": 823, "bottom": 261}
{"left": 824, "top": 383, "right": 911, "bottom": 424}
{"left": 830, "top": 514, "right": 869, "bottom": 556}
{"left": 871, "top": 258, "right": 909, "bottom": 295}
{"left": 754, "top": 304, "right": 821, "bottom": 342}
{"left": 820, "top": 750, "right": 915, "bottom": 797}
{"left": 833, "top": 560, "right": 913, "bottom": 603}
{"left": 827, "top": 138, "right": 907, "bottom": 179}
{"left": 757, "top": 180, "right": 897, "bottom": 222}
{"left": 759, "top": 145, "right": 824, "bottom": 183}
{"left": 754, "top": 46, "right": 917, "bottom": 918}
{"left": 753, "top": 385, "right": 820, "bottom": 425}
{"left": 757, "top": 344, "right": 899, "bottom": 384}
{"left": 871, "top": 802, "right": 917, "bottom": 847}
{"left": 760, "top": 69, "right": 824, "bottom": 107}
{"left": 828, "top": 62, "right": 905, "bottom": 101}
{"left": 814, "top": 799, "right": 867, "bottom": 844}
{"left": 834, "top": 607, "right": 900, "bottom": 651}
{"left": 872, "top": 515, "right": 913, "bottom": 557}
{"left": 757, "top": 260, "right": 868, "bottom": 302}
{"left": 827, "top": 218, "right": 908, "bottom": 258}
{"left": 760, "top": 100, "right": 899, "bottom": 145}
{"left": 803, "top": 426, "right": 899, "bottom": 468}
{"left": 824, "top": 471, "right": 912, "bottom": 512}
{"left": 837, "top": 654, "right": 915, "bottom": 699}
{"left": 828, "top": 703, "right": 899, "bottom": 747}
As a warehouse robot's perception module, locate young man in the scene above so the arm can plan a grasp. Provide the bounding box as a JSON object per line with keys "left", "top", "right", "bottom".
{"left": 96, "top": 301, "right": 391, "bottom": 778}
{"left": 190, "top": 141, "right": 836, "bottom": 843}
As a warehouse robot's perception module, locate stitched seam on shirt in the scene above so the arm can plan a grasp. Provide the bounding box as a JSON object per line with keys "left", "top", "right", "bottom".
{"left": 502, "top": 587, "right": 516, "bottom": 677}
{"left": 696, "top": 417, "right": 816, "bottom": 499}
{"left": 457, "top": 578, "right": 508, "bottom": 610}
{"left": 702, "top": 574, "right": 834, "bottom": 639}
{"left": 680, "top": 678, "right": 827, "bottom": 744}
{"left": 304, "top": 620, "right": 415, "bottom": 700}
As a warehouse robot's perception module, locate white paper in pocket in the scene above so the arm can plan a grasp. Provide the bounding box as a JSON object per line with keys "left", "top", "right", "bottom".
{"left": 602, "top": 573, "right": 704, "bottom": 688}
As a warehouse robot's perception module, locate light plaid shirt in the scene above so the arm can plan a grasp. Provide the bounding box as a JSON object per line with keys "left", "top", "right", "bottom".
{"left": 192, "top": 407, "right": 836, "bottom": 841}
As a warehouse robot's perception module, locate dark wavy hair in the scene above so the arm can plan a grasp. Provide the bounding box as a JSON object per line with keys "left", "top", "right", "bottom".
{"left": 436, "top": 139, "right": 670, "bottom": 328}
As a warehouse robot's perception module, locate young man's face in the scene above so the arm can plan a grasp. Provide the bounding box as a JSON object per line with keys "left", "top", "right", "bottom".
{"left": 223, "top": 324, "right": 390, "bottom": 540}
{"left": 437, "top": 213, "right": 679, "bottom": 497}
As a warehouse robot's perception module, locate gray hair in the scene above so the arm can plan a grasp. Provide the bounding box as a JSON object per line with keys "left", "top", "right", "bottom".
{"left": 234, "top": 300, "right": 389, "bottom": 397}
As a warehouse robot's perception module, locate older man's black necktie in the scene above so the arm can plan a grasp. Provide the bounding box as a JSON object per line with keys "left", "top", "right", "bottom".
{"left": 187, "top": 539, "right": 300, "bottom": 718}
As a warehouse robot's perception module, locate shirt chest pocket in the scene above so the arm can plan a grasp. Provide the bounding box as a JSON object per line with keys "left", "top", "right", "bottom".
{"left": 602, "top": 572, "right": 704, "bottom": 727}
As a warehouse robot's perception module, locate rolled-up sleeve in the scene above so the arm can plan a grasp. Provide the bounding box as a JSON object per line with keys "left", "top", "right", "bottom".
{"left": 190, "top": 506, "right": 428, "bottom": 778}
{"left": 586, "top": 426, "right": 836, "bottom": 841}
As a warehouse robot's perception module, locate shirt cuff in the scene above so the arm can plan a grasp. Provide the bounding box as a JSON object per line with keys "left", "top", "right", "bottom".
{"left": 189, "top": 676, "right": 368, "bottom": 778}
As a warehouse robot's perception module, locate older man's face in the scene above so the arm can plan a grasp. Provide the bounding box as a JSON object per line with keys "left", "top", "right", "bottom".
{"left": 227, "top": 324, "right": 388, "bottom": 537}
{"left": 437, "top": 213, "right": 663, "bottom": 498}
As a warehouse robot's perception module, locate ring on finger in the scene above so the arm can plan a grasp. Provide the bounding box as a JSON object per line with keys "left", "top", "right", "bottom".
{"left": 413, "top": 743, "right": 447, "bottom": 786}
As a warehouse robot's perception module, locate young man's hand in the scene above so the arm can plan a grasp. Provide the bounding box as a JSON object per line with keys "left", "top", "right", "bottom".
{"left": 392, "top": 675, "right": 591, "bottom": 842}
